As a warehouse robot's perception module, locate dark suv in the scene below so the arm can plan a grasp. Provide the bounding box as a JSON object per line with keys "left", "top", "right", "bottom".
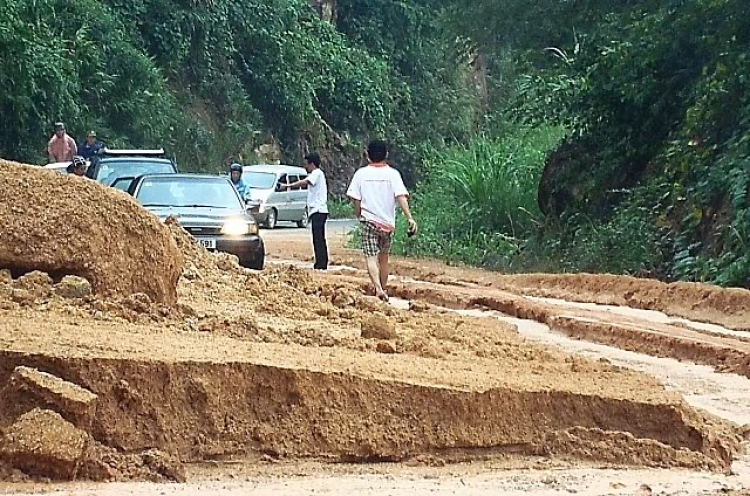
{"left": 86, "top": 148, "right": 177, "bottom": 190}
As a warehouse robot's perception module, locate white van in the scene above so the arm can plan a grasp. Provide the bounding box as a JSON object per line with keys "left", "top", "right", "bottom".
{"left": 243, "top": 164, "right": 309, "bottom": 229}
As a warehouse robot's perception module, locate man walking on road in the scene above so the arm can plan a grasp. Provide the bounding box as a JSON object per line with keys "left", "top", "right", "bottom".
{"left": 347, "top": 140, "right": 417, "bottom": 301}
{"left": 283, "top": 153, "right": 329, "bottom": 270}
{"left": 47, "top": 122, "right": 77, "bottom": 163}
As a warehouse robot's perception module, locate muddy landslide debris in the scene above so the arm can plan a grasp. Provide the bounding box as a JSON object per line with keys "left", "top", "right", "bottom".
{"left": 0, "top": 408, "right": 89, "bottom": 481}
{"left": 361, "top": 314, "right": 398, "bottom": 340}
{"left": 0, "top": 160, "right": 182, "bottom": 304}
{"left": 55, "top": 275, "right": 93, "bottom": 299}
{"left": 0, "top": 366, "right": 98, "bottom": 432}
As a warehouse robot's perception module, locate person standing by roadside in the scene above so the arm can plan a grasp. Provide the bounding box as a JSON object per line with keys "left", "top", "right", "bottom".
{"left": 229, "top": 163, "right": 249, "bottom": 200}
{"left": 282, "top": 153, "right": 329, "bottom": 270}
{"left": 78, "top": 131, "right": 102, "bottom": 160}
{"left": 47, "top": 122, "right": 77, "bottom": 163}
{"left": 346, "top": 140, "right": 417, "bottom": 301}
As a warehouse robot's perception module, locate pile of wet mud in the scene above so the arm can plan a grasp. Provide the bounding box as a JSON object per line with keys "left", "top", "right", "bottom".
{"left": 0, "top": 209, "right": 745, "bottom": 482}
{"left": 0, "top": 160, "right": 182, "bottom": 304}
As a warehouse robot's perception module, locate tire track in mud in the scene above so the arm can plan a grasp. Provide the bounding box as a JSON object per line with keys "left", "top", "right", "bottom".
{"left": 364, "top": 277, "right": 750, "bottom": 379}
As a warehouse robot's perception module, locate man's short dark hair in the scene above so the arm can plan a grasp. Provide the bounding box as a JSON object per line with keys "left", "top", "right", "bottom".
{"left": 304, "top": 152, "right": 320, "bottom": 167}
{"left": 367, "top": 140, "right": 388, "bottom": 163}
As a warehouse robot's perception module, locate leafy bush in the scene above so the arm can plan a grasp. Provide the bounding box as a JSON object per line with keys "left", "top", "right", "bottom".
{"left": 391, "top": 125, "right": 563, "bottom": 265}
{"left": 327, "top": 197, "right": 354, "bottom": 219}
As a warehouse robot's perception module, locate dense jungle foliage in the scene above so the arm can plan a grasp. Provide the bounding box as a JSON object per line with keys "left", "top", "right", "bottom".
{"left": 393, "top": 0, "right": 750, "bottom": 288}
{"left": 0, "top": 0, "right": 476, "bottom": 175}
{"left": 2, "top": 0, "right": 748, "bottom": 287}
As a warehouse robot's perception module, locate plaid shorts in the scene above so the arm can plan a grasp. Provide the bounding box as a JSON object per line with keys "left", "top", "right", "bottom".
{"left": 360, "top": 221, "right": 393, "bottom": 257}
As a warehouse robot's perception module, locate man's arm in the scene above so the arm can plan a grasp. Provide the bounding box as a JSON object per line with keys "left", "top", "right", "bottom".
{"left": 396, "top": 195, "right": 418, "bottom": 233}
{"left": 69, "top": 137, "right": 78, "bottom": 155}
{"left": 351, "top": 198, "right": 362, "bottom": 218}
{"left": 47, "top": 139, "right": 55, "bottom": 162}
{"left": 282, "top": 178, "right": 310, "bottom": 189}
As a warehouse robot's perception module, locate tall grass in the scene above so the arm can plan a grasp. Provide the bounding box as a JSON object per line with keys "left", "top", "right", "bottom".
{"left": 392, "top": 125, "right": 564, "bottom": 265}
{"left": 428, "top": 128, "right": 561, "bottom": 238}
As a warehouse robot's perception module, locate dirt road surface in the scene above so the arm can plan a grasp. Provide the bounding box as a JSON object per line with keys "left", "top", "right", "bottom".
{"left": 2, "top": 218, "right": 749, "bottom": 495}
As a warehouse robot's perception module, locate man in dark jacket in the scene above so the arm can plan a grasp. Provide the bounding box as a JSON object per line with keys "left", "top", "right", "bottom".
{"left": 78, "top": 131, "right": 102, "bottom": 160}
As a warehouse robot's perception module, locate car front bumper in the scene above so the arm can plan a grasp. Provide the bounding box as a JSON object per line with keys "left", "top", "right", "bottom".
{"left": 195, "top": 235, "right": 265, "bottom": 268}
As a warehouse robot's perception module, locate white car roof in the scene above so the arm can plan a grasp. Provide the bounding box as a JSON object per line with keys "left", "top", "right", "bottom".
{"left": 242, "top": 164, "right": 307, "bottom": 175}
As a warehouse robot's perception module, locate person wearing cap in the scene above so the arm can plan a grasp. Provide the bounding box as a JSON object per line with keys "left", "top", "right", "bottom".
{"left": 229, "top": 163, "right": 249, "bottom": 200}
{"left": 47, "top": 122, "right": 77, "bottom": 163}
{"left": 66, "top": 156, "right": 88, "bottom": 177}
{"left": 78, "top": 131, "right": 102, "bottom": 160}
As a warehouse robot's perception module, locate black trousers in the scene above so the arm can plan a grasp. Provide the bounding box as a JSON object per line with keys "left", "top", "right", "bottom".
{"left": 310, "top": 212, "right": 329, "bottom": 270}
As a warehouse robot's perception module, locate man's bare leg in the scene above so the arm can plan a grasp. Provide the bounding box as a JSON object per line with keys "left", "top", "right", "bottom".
{"left": 366, "top": 255, "right": 387, "bottom": 301}
{"left": 378, "top": 250, "right": 390, "bottom": 293}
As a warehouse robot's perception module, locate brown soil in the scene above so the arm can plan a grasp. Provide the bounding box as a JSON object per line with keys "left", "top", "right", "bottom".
{"left": 0, "top": 225, "right": 744, "bottom": 482}
{"left": 0, "top": 197, "right": 748, "bottom": 486}
{"left": 0, "top": 160, "right": 182, "bottom": 304}
{"left": 329, "top": 252, "right": 750, "bottom": 332}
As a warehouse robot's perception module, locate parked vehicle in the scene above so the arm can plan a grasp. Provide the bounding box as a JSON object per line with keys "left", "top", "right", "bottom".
{"left": 43, "top": 162, "right": 77, "bottom": 175}
{"left": 130, "top": 173, "right": 264, "bottom": 270}
{"left": 86, "top": 148, "right": 177, "bottom": 190}
{"left": 242, "top": 164, "right": 309, "bottom": 229}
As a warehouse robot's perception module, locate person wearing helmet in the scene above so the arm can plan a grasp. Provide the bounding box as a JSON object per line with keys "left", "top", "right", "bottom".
{"left": 66, "top": 156, "right": 88, "bottom": 177}
{"left": 229, "top": 163, "right": 249, "bottom": 200}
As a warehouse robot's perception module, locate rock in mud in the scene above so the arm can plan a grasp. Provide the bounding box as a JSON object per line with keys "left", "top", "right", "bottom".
{"left": 408, "top": 300, "right": 431, "bottom": 313}
{"left": 361, "top": 314, "right": 397, "bottom": 340}
{"left": 0, "top": 366, "right": 98, "bottom": 431}
{"left": 0, "top": 409, "right": 88, "bottom": 480}
{"left": 14, "top": 271, "right": 53, "bottom": 291}
{"left": 54, "top": 276, "right": 93, "bottom": 299}
{"left": 10, "top": 289, "right": 35, "bottom": 305}
{"left": 0, "top": 269, "right": 11, "bottom": 285}
{"left": 141, "top": 448, "right": 186, "bottom": 483}
{"left": 375, "top": 341, "right": 397, "bottom": 354}
{"left": 0, "top": 160, "right": 182, "bottom": 304}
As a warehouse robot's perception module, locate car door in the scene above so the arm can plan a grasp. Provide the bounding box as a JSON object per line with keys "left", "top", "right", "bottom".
{"left": 274, "top": 173, "right": 293, "bottom": 221}
{"left": 295, "top": 174, "right": 309, "bottom": 219}
{"left": 284, "top": 175, "right": 303, "bottom": 220}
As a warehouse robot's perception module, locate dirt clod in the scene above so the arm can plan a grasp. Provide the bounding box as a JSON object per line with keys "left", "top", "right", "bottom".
{"left": 0, "top": 160, "right": 183, "bottom": 304}
{"left": 361, "top": 314, "right": 397, "bottom": 340}
{"left": 0, "top": 367, "right": 97, "bottom": 431}
{"left": 55, "top": 276, "right": 93, "bottom": 299}
{"left": 375, "top": 341, "right": 397, "bottom": 354}
{"left": 0, "top": 408, "right": 88, "bottom": 481}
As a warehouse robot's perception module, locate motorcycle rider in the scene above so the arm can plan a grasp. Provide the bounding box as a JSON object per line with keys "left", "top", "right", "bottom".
{"left": 66, "top": 156, "right": 88, "bottom": 177}
{"left": 229, "top": 163, "right": 249, "bottom": 200}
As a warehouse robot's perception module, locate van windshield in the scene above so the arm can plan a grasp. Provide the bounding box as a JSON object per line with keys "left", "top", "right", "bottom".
{"left": 244, "top": 171, "right": 276, "bottom": 189}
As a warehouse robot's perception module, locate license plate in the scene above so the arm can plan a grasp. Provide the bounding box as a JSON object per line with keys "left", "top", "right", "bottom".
{"left": 197, "top": 238, "right": 216, "bottom": 250}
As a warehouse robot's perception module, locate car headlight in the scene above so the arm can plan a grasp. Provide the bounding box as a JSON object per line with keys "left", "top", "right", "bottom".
{"left": 221, "top": 220, "right": 250, "bottom": 235}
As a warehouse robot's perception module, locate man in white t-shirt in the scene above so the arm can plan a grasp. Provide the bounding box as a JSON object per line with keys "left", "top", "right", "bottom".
{"left": 282, "top": 153, "right": 329, "bottom": 269}
{"left": 347, "top": 140, "right": 418, "bottom": 302}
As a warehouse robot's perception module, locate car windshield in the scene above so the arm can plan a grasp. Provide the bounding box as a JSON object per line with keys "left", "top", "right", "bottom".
{"left": 135, "top": 177, "right": 242, "bottom": 210}
{"left": 243, "top": 171, "right": 277, "bottom": 189}
{"left": 95, "top": 160, "right": 174, "bottom": 185}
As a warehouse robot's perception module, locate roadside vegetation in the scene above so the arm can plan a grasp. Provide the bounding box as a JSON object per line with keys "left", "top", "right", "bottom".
{"left": 3, "top": 0, "right": 749, "bottom": 287}
{"left": 392, "top": 0, "right": 750, "bottom": 288}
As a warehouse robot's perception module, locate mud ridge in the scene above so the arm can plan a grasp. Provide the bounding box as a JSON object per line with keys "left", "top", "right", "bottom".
{"left": 334, "top": 256, "right": 750, "bottom": 332}
{"left": 0, "top": 350, "right": 738, "bottom": 473}
{"left": 375, "top": 279, "right": 750, "bottom": 379}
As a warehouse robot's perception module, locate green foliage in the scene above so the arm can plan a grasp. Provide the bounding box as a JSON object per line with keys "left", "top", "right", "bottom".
{"left": 392, "top": 126, "right": 563, "bottom": 265}
{"left": 327, "top": 197, "right": 354, "bottom": 219}
{"left": 1, "top": 0, "right": 477, "bottom": 178}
